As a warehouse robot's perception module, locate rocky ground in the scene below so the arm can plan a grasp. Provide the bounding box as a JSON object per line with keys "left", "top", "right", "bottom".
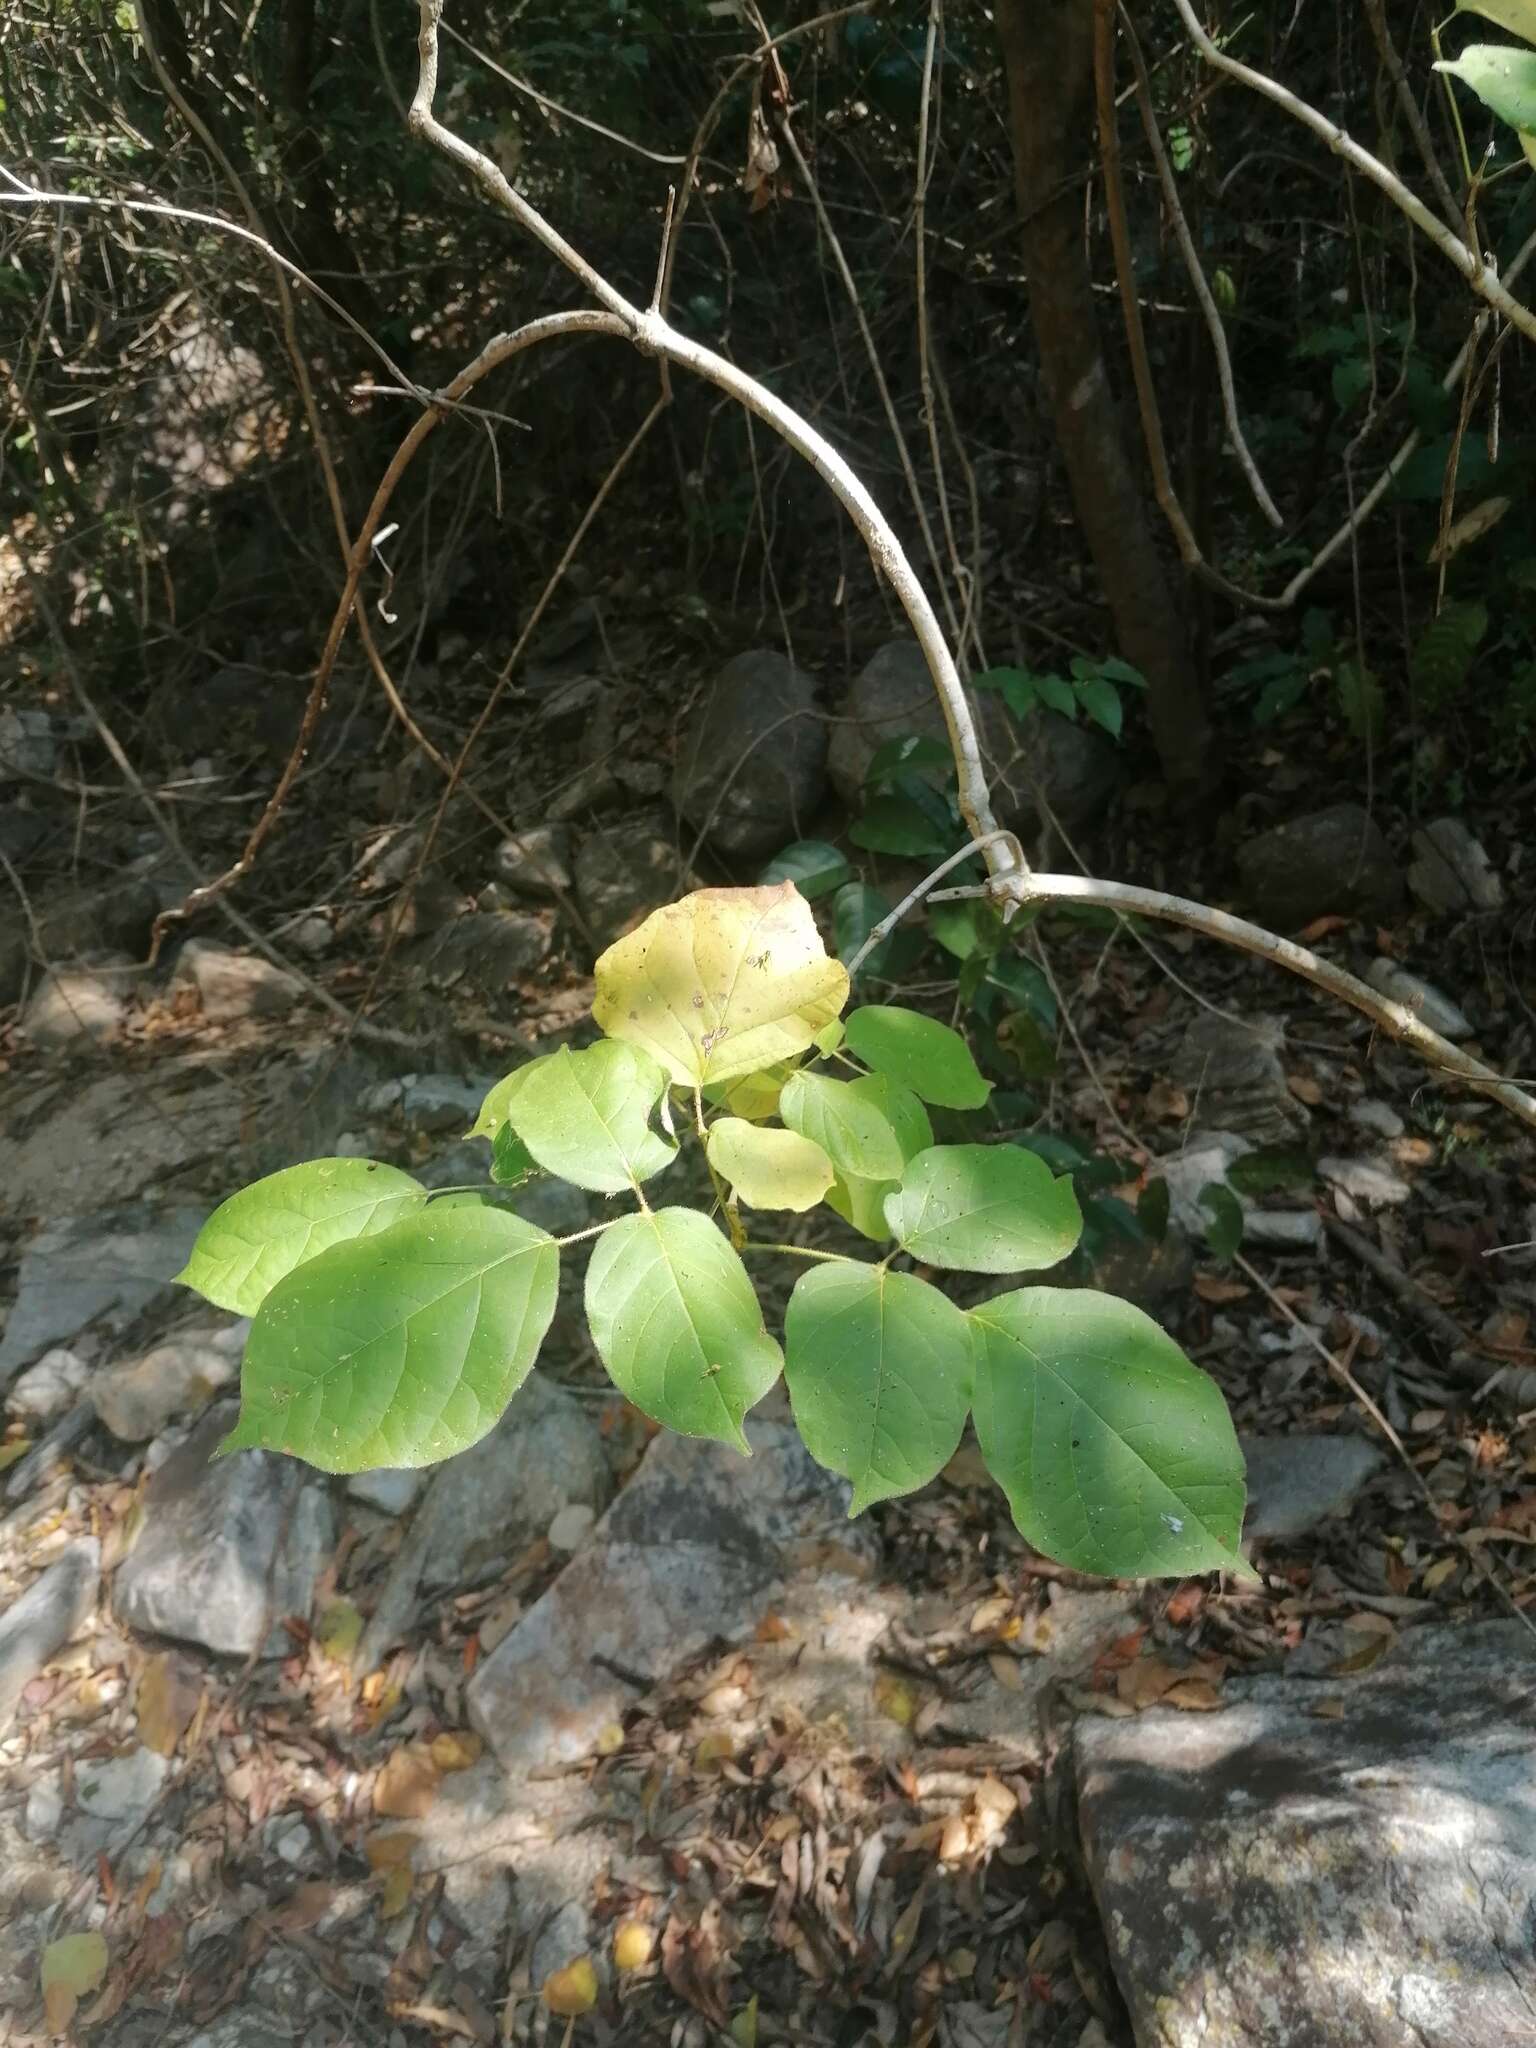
{"left": 4, "top": 625, "right": 1536, "bottom": 2047}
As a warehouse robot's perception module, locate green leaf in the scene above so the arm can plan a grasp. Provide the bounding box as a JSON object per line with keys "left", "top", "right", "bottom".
{"left": 863, "top": 733, "right": 954, "bottom": 786}
{"left": 834, "top": 882, "right": 896, "bottom": 977}
{"left": 1335, "top": 657, "right": 1384, "bottom": 741}
{"left": 759, "top": 840, "right": 854, "bottom": 900}
{"left": 1073, "top": 675, "right": 1123, "bottom": 739}
{"left": 1199, "top": 1182, "right": 1245, "bottom": 1260}
{"left": 986, "top": 956, "right": 1057, "bottom": 1029}
{"left": 1029, "top": 672, "right": 1079, "bottom": 720}
{"left": 1137, "top": 1177, "right": 1170, "bottom": 1242}
{"left": 844, "top": 1004, "right": 991, "bottom": 1110}
{"left": 1411, "top": 599, "right": 1488, "bottom": 708}
{"left": 849, "top": 794, "right": 950, "bottom": 861}
{"left": 824, "top": 1075, "right": 934, "bottom": 1241}
{"left": 176, "top": 1159, "right": 426, "bottom": 1316}
{"left": 706, "top": 1118, "right": 834, "bottom": 1211}
{"left": 884, "top": 1144, "right": 1082, "bottom": 1273}
{"left": 223, "top": 1208, "right": 559, "bottom": 1472}
{"left": 784, "top": 1262, "right": 974, "bottom": 1511}
{"left": 1436, "top": 43, "right": 1536, "bottom": 132}
{"left": 503, "top": 1041, "right": 676, "bottom": 1194}
{"left": 593, "top": 883, "right": 849, "bottom": 1088}
{"left": 491, "top": 1125, "right": 540, "bottom": 1187}
{"left": 1457, "top": 1, "right": 1536, "bottom": 46}
{"left": 584, "top": 1208, "right": 782, "bottom": 1451}
{"left": 1225, "top": 1146, "right": 1312, "bottom": 1197}
{"left": 472, "top": 1060, "right": 544, "bottom": 1141}
{"left": 970, "top": 1287, "right": 1251, "bottom": 1578}
{"left": 929, "top": 899, "right": 999, "bottom": 963}
{"left": 780, "top": 1070, "right": 906, "bottom": 1179}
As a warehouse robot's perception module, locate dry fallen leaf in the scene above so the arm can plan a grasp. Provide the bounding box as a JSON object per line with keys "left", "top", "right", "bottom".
{"left": 613, "top": 1920, "right": 654, "bottom": 1971}
{"left": 374, "top": 1745, "right": 439, "bottom": 1819}
{"left": 873, "top": 1671, "right": 918, "bottom": 1727}
{"left": 1331, "top": 1627, "right": 1395, "bottom": 1676}
{"left": 1163, "top": 1676, "right": 1224, "bottom": 1712}
{"left": 987, "top": 1652, "right": 1023, "bottom": 1692}
{"left": 41, "top": 1932, "right": 109, "bottom": 2034}
{"left": 543, "top": 1956, "right": 598, "bottom": 2016}
{"left": 969, "top": 1595, "right": 1012, "bottom": 1635}
{"left": 135, "top": 1652, "right": 201, "bottom": 1758}
{"left": 314, "top": 1598, "right": 364, "bottom": 1666}
{"left": 1422, "top": 1555, "right": 1461, "bottom": 1591}
{"left": 1286, "top": 1072, "right": 1323, "bottom": 1105}
{"left": 429, "top": 1729, "right": 483, "bottom": 1773}
{"left": 1193, "top": 1272, "right": 1251, "bottom": 1304}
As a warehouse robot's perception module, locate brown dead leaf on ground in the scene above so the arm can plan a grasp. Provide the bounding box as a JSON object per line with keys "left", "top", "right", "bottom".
{"left": 135, "top": 1651, "right": 203, "bottom": 1757}
{"left": 374, "top": 1743, "right": 439, "bottom": 1818}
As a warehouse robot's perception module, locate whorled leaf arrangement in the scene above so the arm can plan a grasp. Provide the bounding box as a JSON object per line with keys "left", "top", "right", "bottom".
{"left": 178, "top": 882, "right": 1251, "bottom": 1580}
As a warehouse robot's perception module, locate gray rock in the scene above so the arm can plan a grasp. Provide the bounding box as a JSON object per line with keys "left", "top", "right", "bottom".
{"left": 547, "top": 760, "right": 622, "bottom": 823}
{"left": 1237, "top": 803, "right": 1402, "bottom": 929}
{"left": 92, "top": 1333, "right": 236, "bottom": 1441}
{"left": 417, "top": 1373, "right": 610, "bottom": 1594}
{"left": 0, "top": 1206, "right": 206, "bottom": 1388}
{"left": 173, "top": 939, "right": 303, "bottom": 1023}
{"left": 673, "top": 650, "right": 829, "bottom": 859}
{"left": 1171, "top": 1014, "right": 1307, "bottom": 1145}
{"left": 1319, "top": 1153, "right": 1413, "bottom": 1207}
{"left": 289, "top": 914, "right": 333, "bottom": 958}
{"left": 113, "top": 1403, "right": 334, "bottom": 1656}
{"left": 8, "top": 1347, "right": 91, "bottom": 1424}
{"left": 75, "top": 1746, "right": 169, "bottom": 1833}
{"left": 574, "top": 812, "right": 698, "bottom": 950}
{"left": 827, "top": 640, "right": 1118, "bottom": 834}
{"left": 1365, "top": 957, "right": 1473, "bottom": 1039}
{"left": 0, "top": 706, "right": 56, "bottom": 781}
{"left": 24, "top": 1776, "right": 63, "bottom": 1840}
{"left": 1240, "top": 1209, "right": 1322, "bottom": 1250}
{"left": 1076, "top": 1621, "right": 1536, "bottom": 2048}
{"left": 361, "top": 1071, "right": 487, "bottom": 1135}
{"left": 1349, "top": 1097, "right": 1405, "bottom": 1140}
{"left": 1153, "top": 1131, "right": 1252, "bottom": 1238}
{"left": 410, "top": 909, "right": 551, "bottom": 994}
{"left": 1408, "top": 817, "right": 1503, "bottom": 913}
{"left": 509, "top": 1177, "right": 590, "bottom": 1238}
{"left": 21, "top": 960, "right": 130, "bottom": 1046}
{"left": 1, "top": 860, "right": 163, "bottom": 1004}
{"left": 1240, "top": 1433, "right": 1386, "bottom": 1541}
{"left": 0, "top": 1538, "right": 100, "bottom": 1732}
{"left": 347, "top": 1468, "right": 422, "bottom": 1515}
{"left": 495, "top": 825, "right": 574, "bottom": 900}
{"left": 467, "top": 1420, "right": 872, "bottom": 1773}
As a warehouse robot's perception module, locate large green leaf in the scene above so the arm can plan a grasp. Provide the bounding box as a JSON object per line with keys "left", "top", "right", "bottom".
{"left": 471, "top": 1059, "right": 545, "bottom": 1141}
{"left": 884, "top": 1144, "right": 1081, "bottom": 1272}
{"left": 824, "top": 1074, "right": 933, "bottom": 1241}
{"left": 591, "top": 883, "right": 849, "bottom": 1088}
{"left": 784, "top": 1262, "right": 974, "bottom": 1511}
{"left": 222, "top": 1207, "right": 559, "bottom": 1471}
{"left": 780, "top": 1070, "right": 906, "bottom": 1179}
{"left": 502, "top": 1041, "right": 676, "bottom": 1195}
{"left": 844, "top": 1004, "right": 991, "bottom": 1109}
{"left": 758, "top": 841, "right": 854, "bottom": 900}
{"left": 1457, "top": 0, "right": 1536, "bottom": 50}
{"left": 705, "top": 1118, "right": 834, "bottom": 1211}
{"left": 584, "top": 1207, "right": 783, "bottom": 1450}
{"left": 176, "top": 1159, "right": 426, "bottom": 1316}
{"left": 1437, "top": 43, "right": 1536, "bottom": 130}
{"left": 970, "top": 1288, "right": 1250, "bottom": 1578}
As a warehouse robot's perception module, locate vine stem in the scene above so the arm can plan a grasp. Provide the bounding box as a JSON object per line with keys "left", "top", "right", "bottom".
{"left": 845, "top": 832, "right": 1023, "bottom": 981}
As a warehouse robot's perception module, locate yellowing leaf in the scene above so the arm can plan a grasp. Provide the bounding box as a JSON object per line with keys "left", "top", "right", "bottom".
{"left": 1457, "top": 0, "right": 1536, "bottom": 47}
{"left": 594, "top": 1722, "right": 625, "bottom": 1756}
{"left": 543, "top": 1956, "right": 599, "bottom": 2016}
{"left": 314, "top": 1598, "right": 364, "bottom": 1666}
{"left": 365, "top": 1830, "right": 416, "bottom": 1872}
{"left": 136, "top": 1652, "right": 201, "bottom": 1757}
{"left": 380, "top": 1862, "right": 414, "bottom": 1918}
{"left": 429, "top": 1729, "right": 484, "bottom": 1773}
{"left": 374, "top": 1744, "right": 439, "bottom": 1818}
{"left": 0, "top": 1439, "right": 32, "bottom": 1472}
{"left": 613, "top": 1920, "right": 654, "bottom": 1971}
{"left": 731, "top": 1994, "right": 760, "bottom": 2048}
{"left": 1427, "top": 493, "right": 1511, "bottom": 563}
{"left": 705, "top": 1118, "right": 834, "bottom": 1212}
{"left": 873, "top": 1671, "right": 918, "bottom": 1727}
{"left": 41, "top": 1933, "right": 108, "bottom": 2034}
{"left": 721, "top": 1066, "right": 790, "bottom": 1121}
{"left": 592, "top": 884, "right": 849, "bottom": 1087}
{"left": 696, "top": 1730, "right": 736, "bottom": 1766}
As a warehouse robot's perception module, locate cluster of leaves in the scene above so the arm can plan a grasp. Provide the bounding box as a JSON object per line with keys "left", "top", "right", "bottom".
{"left": 178, "top": 885, "right": 1250, "bottom": 1581}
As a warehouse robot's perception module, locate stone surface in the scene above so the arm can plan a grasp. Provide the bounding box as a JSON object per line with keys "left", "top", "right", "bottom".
{"left": 467, "top": 1419, "right": 875, "bottom": 1773}
{"left": 173, "top": 939, "right": 303, "bottom": 1023}
{"left": 7, "top": 1346, "right": 91, "bottom": 1424}
{"left": 1240, "top": 1209, "right": 1322, "bottom": 1250}
{"left": 0, "top": 1206, "right": 206, "bottom": 1388}
{"left": 410, "top": 909, "right": 551, "bottom": 994}
{"left": 1, "top": 860, "right": 163, "bottom": 1003}
{"left": 547, "top": 760, "right": 622, "bottom": 823}
{"left": 289, "top": 913, "right": 333, "bottom": 957}
{"left": 0, "top": 706, "right": 56, "bottom": 780}
{"left": 495, "top": 824, "right": 574, "bottom": 900}
{"left": 1153, "top": 1131, "right": 1252, "bottom": 1238}
{"left": 21, "top": 961, "right": 130, "bottom": 1046}
{"left": 114, "top": 1403, "right": 334, "bottom": 1656}
{"left": 1408, "top": 817, "right": 1503, "bottom": 913}
{"left": 574, "top": 810, "right": 697, "bottom": 949}
{"left": 1237, "top": 803, "right": 1401, "bottom": 929}
{"left": 1240, "top": 1433, "right": 1387, "bottom": 1542}
{"left": 673, "top": 649, "right": 829, "bottom": 858}
{"left": 416, "top": 1374, "right": 610, "bottom": 1594}
{"left": 92, "top": 1333, "right": 236, "bottom": 1441}
{"left": 827, "top": 640, "right": 1118, "bottom": 834}
{"left": 347, "top": 1468, "right": 422, "bottom": 1515}
{"left": 1076, "top": 1622, "right": 1536, "bottom": 2047}
{"left": 1319, "top": 1154, "right": 1413, "bottom": 1208}
{"left": 75, "top": 1746, "right": 170, "bottom": 1832}
{"left": 1170, "top": 1013, "right": 1307, "bottom": 1145}
{"left": 1349, "top": 1097, "right": 1405, "bottom": 1140}
{"left": 1365, "top": 957, "right": 1472, "bottom": 1039}
{"left": 0, "top": 1538, "right": 100, "bottom": 1732}
{"left": 361, "top": 1071, "right": 488, "bottom": 1135}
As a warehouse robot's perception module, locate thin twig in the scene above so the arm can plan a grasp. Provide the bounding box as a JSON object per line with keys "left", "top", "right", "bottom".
{"left": 845, "top": 833, "right": 1021, "bottom": 981}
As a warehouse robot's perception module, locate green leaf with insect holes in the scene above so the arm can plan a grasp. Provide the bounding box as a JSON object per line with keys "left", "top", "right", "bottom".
{"left": 884, "top": 1144, "right": 1081, "bottom": 1273}
{"left": 584, "top": 1207, "right": 782, "bottom": 1450}
{"left": 784, "top": 1262, "right": 974, "bottom": 1511}
{"left": 176, "top": 1159, "right": 426, "bottom": 1316}
{"left": 970, "top": 1287, "right": 1251, "bottom": 1578}
{"left": 222, "top": 1207, "right": 559, "bottom": 1472}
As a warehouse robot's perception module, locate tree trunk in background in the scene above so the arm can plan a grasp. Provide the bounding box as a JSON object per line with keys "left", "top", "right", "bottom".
{"left": 994, "top": 0, "right": 1216, "bottom": 796}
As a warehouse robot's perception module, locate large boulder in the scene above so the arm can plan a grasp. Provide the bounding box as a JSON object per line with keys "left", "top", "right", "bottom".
{"left": 574, "top": 810, "right": 699, "bottom": 949}
{"left": 827, "top": 640, "right": 1117, "bottom": 834}
{"left": 672, "top": 650, "right": 829, "bottom": 858}
{"left": 1237, "top": 802, "right": 1401, "bottom": 930}
{"left": 1077, "top": 1622, "right": 1536, "bottom": 2047}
